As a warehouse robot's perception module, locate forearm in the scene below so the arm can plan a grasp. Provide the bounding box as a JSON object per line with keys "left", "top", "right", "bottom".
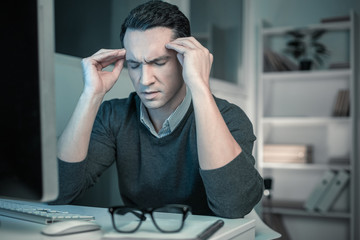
{"left": 57, "top": 91, "right": 104, "bottom": 162}
{"left": 191, "top": 86, "right": 242, "bottom": 170}
{"left": 192, "top": 88, "right": 262, "bottom": 217}
{"left": 166, "top": 37, "right": 241, "bottom": 168}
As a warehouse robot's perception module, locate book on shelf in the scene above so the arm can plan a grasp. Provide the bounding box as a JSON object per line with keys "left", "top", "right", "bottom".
{"left": 263, "top": 144, "right": 312, "bottom": 163}
{"left": 331, "top": 182, "right": 350, "bottom": 212}
{"left": 263, "top": 49, "right": 298, "bottom": 72}
{"left": 304, "top": 170, "right": 337, "bottom": 211}
{"left": 333, "top": 89, "right": 350, "bottom": 117}
{"left": 315, "top": 170, "right": 350, "bottom": 212}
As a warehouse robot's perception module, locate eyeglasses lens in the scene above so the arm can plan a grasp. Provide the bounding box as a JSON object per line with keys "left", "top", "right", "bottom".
{"left": 152, "top": 206, "right": 184, "bottom": 232}
{"left": 113, "top": 208, "right": 143, "bottom": 232}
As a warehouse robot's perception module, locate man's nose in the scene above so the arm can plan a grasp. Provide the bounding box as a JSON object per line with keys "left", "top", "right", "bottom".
{"left": 140, "top": 64, "right": 155, "bottom": 86}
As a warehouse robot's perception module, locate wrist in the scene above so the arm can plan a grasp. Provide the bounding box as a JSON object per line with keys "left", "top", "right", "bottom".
{"left": 188, "top": 81, "right": 212, "bottom": 103}
{"left": 80, "top": 89, "right": 105, "bottom": 105}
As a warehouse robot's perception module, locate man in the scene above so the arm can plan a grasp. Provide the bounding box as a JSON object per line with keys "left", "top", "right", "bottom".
{"left": 55, "top": 0, "right": 263, "bottom": 218}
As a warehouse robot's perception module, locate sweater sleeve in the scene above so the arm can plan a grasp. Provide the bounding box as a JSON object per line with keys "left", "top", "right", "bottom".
{"left": 50, "top": 101, "right": 117, "bottom": 205}
{"left": 199, "top": 100, "right": 263, "bottom": 218}
{"left": 49, "top": 159, "right": 87, "bottom": 204}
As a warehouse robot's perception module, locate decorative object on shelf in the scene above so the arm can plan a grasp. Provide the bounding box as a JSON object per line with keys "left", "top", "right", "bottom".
{"left": 284, "top": 29, "right": 330, "bottom": 70}
{"left": 263, "top": 178, "right": 273, "bottom": 200}
{"left": 263, "top": 144, "right": 313, "bottom": 163}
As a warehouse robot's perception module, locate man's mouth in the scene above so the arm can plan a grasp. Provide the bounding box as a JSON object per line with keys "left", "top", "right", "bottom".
{"left": 141, "top": 91, "right": 159, "bottom": 100}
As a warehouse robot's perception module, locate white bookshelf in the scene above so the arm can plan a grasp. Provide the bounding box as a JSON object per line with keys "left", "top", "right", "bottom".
{"left": 257, "top": 11, "right": 357, "bottom": 240}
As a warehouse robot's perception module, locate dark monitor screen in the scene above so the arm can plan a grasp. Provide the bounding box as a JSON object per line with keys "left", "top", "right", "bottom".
{"left": 0, "top": 0, "right": 58, "bottom": 202}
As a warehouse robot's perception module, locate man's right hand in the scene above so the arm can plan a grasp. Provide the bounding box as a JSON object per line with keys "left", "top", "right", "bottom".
{"left": 57, "top": 49, "right": 126, "bottom": 163}
{"left": 81, "top": 49, "right": 126, "bottom": 97}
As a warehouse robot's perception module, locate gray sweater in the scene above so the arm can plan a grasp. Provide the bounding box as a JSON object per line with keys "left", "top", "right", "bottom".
{"left": 54, "top": 92, "right": 263, "bottom": 218}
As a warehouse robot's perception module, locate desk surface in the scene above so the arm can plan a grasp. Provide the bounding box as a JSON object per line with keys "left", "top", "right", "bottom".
{"left": 0, "top": 203, "right": 255, "bottom": 240}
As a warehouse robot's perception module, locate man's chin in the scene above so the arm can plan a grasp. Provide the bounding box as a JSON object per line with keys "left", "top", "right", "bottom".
{"left": 141, "top": 99, "right": 163, "bottom": 110}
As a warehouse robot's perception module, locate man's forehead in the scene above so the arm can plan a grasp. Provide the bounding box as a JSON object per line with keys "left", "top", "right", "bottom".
{"left": 125, "top": 47, "right": 171, "bottom": 62}
{"left": 124, "top": 27, "right": 174, "bottom": 61}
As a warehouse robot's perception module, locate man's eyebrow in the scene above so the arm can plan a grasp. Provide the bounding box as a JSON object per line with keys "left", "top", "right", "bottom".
{"left": 126, "top": 55, "right": 171, "bottom": 64}
{"left": 126, "top": 55, "right": 171, "bottom": 65}
{"left": 144, "top": 55, "right": 171, "bottom": 64}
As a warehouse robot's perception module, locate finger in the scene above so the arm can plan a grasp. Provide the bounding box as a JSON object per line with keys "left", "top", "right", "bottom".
{"left": 91, "top": 48, "right": 111, "bottom": 56}
{"left": 184, "top": 36, "right": 204, "bottom": 49}
{"left": 91, "top": 49, "right": 126, "bottom": 69}
{"left": 91, "top": 48, "right": 124, "bottom": 57}
{"left": 176, "top": 53, "right": 184, "bottom": 66}
{"left": 93, "top": 49, "right": 126, "bottom": 63}
{"left": 165, "top": 42, "right": 187, "bottom": 55}
{"left": 172, "top": 36, "right": 204, "bottom": 49}
{"left": 210, "top": 53, "right": 214, "bottom": 65}
{"left": 111, "top": 58, "right": 125, "bottom": 77}
{"left": 168, "top": 38, "right": 197, "bottom": 50}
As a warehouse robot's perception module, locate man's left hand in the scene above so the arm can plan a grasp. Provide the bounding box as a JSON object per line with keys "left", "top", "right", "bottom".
{"left": 165, "top": 37, "right": 213, "bottom": 93}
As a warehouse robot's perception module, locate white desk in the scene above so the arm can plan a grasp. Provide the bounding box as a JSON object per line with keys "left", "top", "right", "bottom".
{"left": 0, "top": 204, "right": 255, "bottom": 240}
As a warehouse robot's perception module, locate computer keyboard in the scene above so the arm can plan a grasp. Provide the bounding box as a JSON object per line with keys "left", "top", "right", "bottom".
{"left": 0, "top": 199, "right": 95, "bottom": 224}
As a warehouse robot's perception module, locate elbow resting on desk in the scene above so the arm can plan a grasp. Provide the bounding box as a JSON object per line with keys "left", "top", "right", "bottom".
{"left": 208, "top": 176, "right": 263, "bottom": 219}
{"left": 200, "top": 152, "right": 264, "bottom": 218}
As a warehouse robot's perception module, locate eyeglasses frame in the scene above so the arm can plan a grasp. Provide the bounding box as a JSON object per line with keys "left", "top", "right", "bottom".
{"left": 108, "top": 204, "right": 192, "bottom": 233}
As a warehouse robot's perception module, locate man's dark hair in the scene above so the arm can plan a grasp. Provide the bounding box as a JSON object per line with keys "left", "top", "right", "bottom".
{"left": 120, "top": 0, "right": 190, "bottom": 47}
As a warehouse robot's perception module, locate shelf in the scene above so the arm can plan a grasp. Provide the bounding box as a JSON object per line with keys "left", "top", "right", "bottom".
{"left": 262, "top": 200, "right": 351, "bottom": 219}
{"left": 262, "top": 21, "right": 351, "bottom": 36}
{"left": 262, "top": 163, "right": 350, "bottom": 171}
{"left": 263, "top": 206, "right": 351, "bottom": 219}
{"left": 262, "top": 69, "right": 351, "bottom": 81}
{"left": 262, "top": 117, "right": 351, "bottom": 125}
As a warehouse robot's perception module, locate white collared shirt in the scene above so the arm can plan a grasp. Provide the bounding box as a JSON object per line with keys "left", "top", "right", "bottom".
{"left": 140, "top": 88, "right": 192, "bottom": 138}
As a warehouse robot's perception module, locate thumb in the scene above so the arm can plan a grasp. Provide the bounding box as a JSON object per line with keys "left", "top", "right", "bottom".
{"left": 111, "top": 58, "right": 125, "bottom": 78}
{"left": 177, "top": 53, "right": 184, "bottom": 66}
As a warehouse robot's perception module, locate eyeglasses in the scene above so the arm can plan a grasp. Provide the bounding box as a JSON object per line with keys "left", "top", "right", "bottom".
{"left": 108, "top": 204, "right": 191, "bottom": 233}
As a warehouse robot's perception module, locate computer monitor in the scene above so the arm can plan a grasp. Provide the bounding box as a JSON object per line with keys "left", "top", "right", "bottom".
{"left": 0, "top": 0, "right": 58, "bottom": 202}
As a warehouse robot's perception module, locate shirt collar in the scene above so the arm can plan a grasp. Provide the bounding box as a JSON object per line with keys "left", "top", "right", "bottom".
{"left": 140, "top": 88, "right": 192, "bottom": 138}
